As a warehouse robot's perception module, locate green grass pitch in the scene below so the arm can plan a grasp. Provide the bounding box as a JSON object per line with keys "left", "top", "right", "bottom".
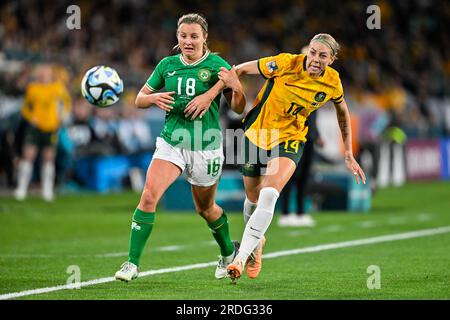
{"left": 0, "top": 181, "right": 449, "bottom": 300}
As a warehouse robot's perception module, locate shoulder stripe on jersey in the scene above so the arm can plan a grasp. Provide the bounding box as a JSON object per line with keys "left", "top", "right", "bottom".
{"left": 331, "top": 94, "right": 343, "bottom": 102}
{"left": 243, "top": 78, "right": 274, "bottom": 130}
{"left": 257, "top": 59, "right": 268, "bottom": 79}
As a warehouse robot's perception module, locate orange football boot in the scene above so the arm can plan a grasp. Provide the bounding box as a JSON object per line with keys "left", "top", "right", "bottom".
{"left": 246, "top": 236, "right": 265, "bottom": 279}
{"left": 227, "top": 256, "right": 245, "bottom": 282}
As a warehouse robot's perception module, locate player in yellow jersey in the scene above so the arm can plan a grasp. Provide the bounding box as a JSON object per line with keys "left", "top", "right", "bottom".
{"left": 186, "top": 33, "right": 366, "bottom": 282}
{"left": 14, "top": 64, "right": 71, "bottom": 201}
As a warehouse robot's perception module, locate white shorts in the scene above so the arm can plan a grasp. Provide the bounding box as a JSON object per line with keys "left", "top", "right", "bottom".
{"left": 152, "top": 137, "right": 224, "bottom": 187}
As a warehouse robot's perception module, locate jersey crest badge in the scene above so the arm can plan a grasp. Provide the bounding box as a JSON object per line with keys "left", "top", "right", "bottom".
{"left": 198, "top": 69, "right": 211, "bottom": 82}
{"left": 314, "top": 92, "right": 327, "bottom": 102}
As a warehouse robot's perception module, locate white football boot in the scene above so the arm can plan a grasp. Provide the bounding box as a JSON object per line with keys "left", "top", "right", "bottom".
{"left": 215, "top": 241, "right": 240, "bottom": 279}
{"left": 115, "top": 262, "right": 139, "bottom": 282}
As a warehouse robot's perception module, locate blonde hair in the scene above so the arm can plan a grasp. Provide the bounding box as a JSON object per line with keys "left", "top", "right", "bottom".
{"left": 310, "top": 33, "right": 340, "bottom": 59}
{"left": 173, "top": 13, "right": 209, "bottom": 52}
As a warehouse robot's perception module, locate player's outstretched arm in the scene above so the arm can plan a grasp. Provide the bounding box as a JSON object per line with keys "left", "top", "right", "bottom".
{"left": 333, "top": 99, "right": 366, "bottom": 184}
{"left": 234, "top": 60, "right": 259, "bottom": 76}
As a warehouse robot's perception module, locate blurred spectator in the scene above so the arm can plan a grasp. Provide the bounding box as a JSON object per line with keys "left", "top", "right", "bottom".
{"left": 14, "top": 63, "right": 71, "bottom": 201}
{"left": 55, "top": 97, "right": 96, "bottom": 186}
{"left": 89, "top": 106, "right": 121, "bottom": 156}
{"left": 116, "top": 92, "right": 153, "bottom": 192}
{"left": 0, "top": 116, "right": 16, "bottom": 188}
{"left": 117, "top": 91, "right": 153, "bottom": 155}
{"left": 65, "top": 98, "right": 97, "bottom": 157}
{"left": 350, "top": 86, "right": 389, "bottom": 192}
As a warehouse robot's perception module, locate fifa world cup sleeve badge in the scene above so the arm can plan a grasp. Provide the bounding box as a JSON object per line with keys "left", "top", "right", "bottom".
{"left": 266, "top": 60, "right": 278, "bottom": 73}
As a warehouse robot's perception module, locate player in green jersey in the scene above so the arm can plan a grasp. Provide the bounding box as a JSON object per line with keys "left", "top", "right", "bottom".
{"left": 115, "top": 13, "right": 246, "bottom": 282}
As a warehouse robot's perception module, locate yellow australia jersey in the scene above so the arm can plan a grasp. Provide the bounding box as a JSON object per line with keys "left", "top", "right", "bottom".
{"left": 21, "top": 81, "right": 71, "bottom": 132}
{"left": 243, "top": 53, "right": 344, "bottom": 149}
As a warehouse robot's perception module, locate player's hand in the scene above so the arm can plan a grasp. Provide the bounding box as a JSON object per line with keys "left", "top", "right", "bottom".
{"left": 344, "top": 153, "right": 366, "bottom": 185}
{"left": 152, "top": 91, "right": 175, "bottom": 112}
{"left": 218, "top": 66, "right": 240, "bottom": 91}
{"left": 184, "top": 93, "right": 214, "bottom": 120}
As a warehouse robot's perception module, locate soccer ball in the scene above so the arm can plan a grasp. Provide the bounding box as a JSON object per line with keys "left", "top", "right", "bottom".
{"left": 81, "top": 65, "right": 124, "bottom": 107}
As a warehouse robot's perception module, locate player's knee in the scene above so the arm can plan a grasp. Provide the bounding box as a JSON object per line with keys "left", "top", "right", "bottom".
{"left": 139, "top": 189, "right": 159, "bottom": 211}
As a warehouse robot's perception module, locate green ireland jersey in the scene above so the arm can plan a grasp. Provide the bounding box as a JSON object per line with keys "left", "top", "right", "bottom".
{"left": 146, "top": 51, "right": 231, "bottom": 151}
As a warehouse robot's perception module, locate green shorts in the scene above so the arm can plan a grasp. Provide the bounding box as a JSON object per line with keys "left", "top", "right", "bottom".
{"left": 23, "top": 120, "right": 58, "bottom": 148}
{"left": 240, "top": 135, "right": 305, "bottom": 177}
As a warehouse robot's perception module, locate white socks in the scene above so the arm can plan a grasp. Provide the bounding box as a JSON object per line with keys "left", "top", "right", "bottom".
{"left": 14, "top": 160, "right": 55, "bottom": 201}
{"left": 243, "top": 197, "right": 257, "bottom": 224}
{"left": 238, "top": 187, "right": 279, "bottom": 260}
{"left": 14, "top": 160, "right": 33, "bottom": 200}
{"left": 41, "top": 162, "right": 55, "bottom": 202}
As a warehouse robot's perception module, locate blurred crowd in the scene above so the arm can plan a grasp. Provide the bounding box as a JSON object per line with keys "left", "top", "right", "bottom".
{"left": 0, "top": 0, "right": 449, "bottom": 190}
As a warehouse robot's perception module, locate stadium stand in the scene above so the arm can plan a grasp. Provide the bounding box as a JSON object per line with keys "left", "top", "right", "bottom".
{"left": 0, "top": 0, "right": 448, "bottom": 210}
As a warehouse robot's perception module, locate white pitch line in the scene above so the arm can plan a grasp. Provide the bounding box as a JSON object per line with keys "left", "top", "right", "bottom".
{"left": 263, "top": 226, "right": 450, "bottom": 259}
{"left": 95, "top": 241, "right": 216, "bottom": 257}
{"left": 154, "top": 245, "right": 183, "bottom": 252}
{"left": 287, "top": 230, "right": 307, "bottom": 237}
{"left": 359, "top": 221, "right": 376, "bottom": 229}
{"left": 1, "top": 226, "right": 449, "bottom": 300}
{"left": 416, "top": 213, "right": 433, "bottom": 222}
{"left": 94, "top": 245, "right": 185, "bottom": 258}
{"left": 387, "top": 217, "right": 408, "bottom": 225}
{"left": 320, "top": 224, "right": 343, "bottom": 233}
{"left": 94, "top": 252, "right": 129, "bottom": 258}
{"left": 0, "top": 254, "right": 54, "bottom": 259}
{"left": 1, "top": 241, "right": 216, "bottom": 259}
